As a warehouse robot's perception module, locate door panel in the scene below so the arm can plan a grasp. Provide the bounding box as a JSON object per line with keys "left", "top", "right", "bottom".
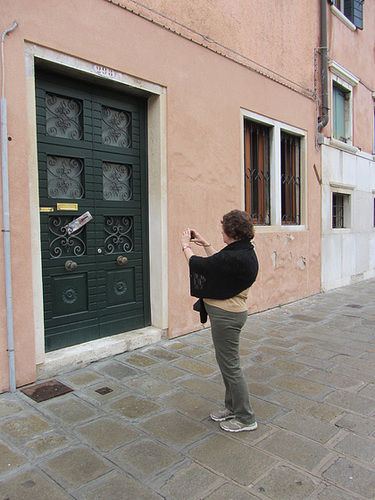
{"left": 36, "top": 69, "right": 150, "bottom": 351}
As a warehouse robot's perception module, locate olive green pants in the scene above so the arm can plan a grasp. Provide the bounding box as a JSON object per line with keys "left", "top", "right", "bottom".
{"left": 205, "top": 303, "right": 256, "bottom": 425}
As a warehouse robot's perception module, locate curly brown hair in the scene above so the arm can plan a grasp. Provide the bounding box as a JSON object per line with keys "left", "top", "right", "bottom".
{"left": 221, "top": 210, "right": 255, "bottom": 241}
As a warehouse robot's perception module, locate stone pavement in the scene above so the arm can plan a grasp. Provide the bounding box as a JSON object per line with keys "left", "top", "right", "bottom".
{"left": 0, "top": 279, "right": 375, "bottom": 500}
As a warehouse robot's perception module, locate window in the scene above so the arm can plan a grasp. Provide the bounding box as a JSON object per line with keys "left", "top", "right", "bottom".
{"left": 281, "top": 132, "right": 301, "bottom": 225}
{"left": 331, "top": 0, "right": 363, "bottom": 30}
{"left": 243, "top": 111, "right": 305, "bottom": 228}
{"left": 244, "top": 121, "right": 271, "bottom": 225}
{"left": 329, "top": 62, "right": 359, "bottom": 148}
{"left": 332, "top": 192, "right": 351, "bottom": 228}
{"left": 333, "top": 83, "right": 349, "bottom": 142}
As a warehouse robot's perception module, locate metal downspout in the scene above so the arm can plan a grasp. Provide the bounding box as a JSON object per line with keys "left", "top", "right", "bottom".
{"left": 318, "top": 0, "right": 329, "bottom": 131}
{"left": 1, "top": 20, "right": 18, "bottom": 392}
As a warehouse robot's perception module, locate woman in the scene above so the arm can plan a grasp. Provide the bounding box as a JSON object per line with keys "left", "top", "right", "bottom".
{"left": 181, "top": 209, "right": 259, "bottom": 432}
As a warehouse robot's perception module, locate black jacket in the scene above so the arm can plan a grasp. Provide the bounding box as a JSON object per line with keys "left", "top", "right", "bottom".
{"left": 189, "top": 239, "right": 258, "bottom": 322}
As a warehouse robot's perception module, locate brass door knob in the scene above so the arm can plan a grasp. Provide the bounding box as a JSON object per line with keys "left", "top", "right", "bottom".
{"left": 65, "top": 260, "right": 78, "bottom": 271}
{"left": 117, "top": 256, "right": 128, "bottom": 265}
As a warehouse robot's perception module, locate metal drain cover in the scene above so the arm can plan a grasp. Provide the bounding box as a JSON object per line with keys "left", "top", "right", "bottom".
{"left": 21, "top": 379, "right": 74, "bottom": 402}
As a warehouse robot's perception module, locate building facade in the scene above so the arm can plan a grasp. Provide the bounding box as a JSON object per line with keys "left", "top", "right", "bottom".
{"left": 320, "top": 1, "right": 375, "bottom": 290}
{"left": 0, "top": 0, "right": 373, "bottom": 393}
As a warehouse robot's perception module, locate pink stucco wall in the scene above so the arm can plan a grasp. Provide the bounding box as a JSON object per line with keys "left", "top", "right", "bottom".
{"left": 0, "top": 0, "right": 336, "bottom": 391}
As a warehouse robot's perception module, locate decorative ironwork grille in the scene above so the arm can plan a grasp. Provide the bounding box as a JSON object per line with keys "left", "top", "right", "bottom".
{"left": 47, "top": 155, "right": 84, "bottom": 199}
{"left": 49, "top": 216, "right": 86, "bottom": 258}
{"left": 101, "top": 106, "right": 132, "bottom": 148}
{"left": 45, "top": 93, "right": 83, "bottom": 140}
{"left": 281, "top": 132, "right": 301, "bottom": 225}
{"left": 102, "top": 162, "right": 132, "bottom": 201}
{"left": 332, "top": 193, "right": 345, "bottom": 228}
{"left": 244, "top": 120, "right": 271, "bottom": 225}
{"left": 104, "top": 216, "right": 134, "bottom": 254}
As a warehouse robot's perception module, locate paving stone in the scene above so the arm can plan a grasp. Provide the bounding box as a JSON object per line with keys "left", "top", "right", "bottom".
{"left": 333, "top": 432, "right": 375, "bottom": 462}
{"left": 110, "top": 437, "right": 183, "bottom": 477}
{"left": 331, "top": 362, "right": 375, "bottom": 383}
{"left": 273, "top": 411, "right": 339, "bottom": 443}
{"left": 42, "top": 396, "right": 98, "bottom": 425}
{"left": 95, "top": 360, "right": 138, "bottom": 380}
{"left": 313, "top": 483, "right": 362, "bottom": 500}
{"left": 80, "top": 471, "right": 163, "bottom": 500}
{"left": 243, "top": 364, "right": 278, "bottom": 382}
{"left": 44, "top": 447, "right": 112, "bottom": 487}
{"left": 258, "top": 429, "right": 330, "bottom": 472}
{"left": 140, "top": 411, "right": 208, "bottom": 446}
{"left": 159, "top": 463, "right": 225, "bottom": 500}
{"left": 253, "top": 465, "right": 317, "bottom": 500}
{"left": 322, "top": 457, "right": 375, "bottom": 498}
{"left": 198, "top": 352, "right": 220, "bottom": 366}
{"left": 294, "top": 355, "right": 333, "bottom": 370}
{"left": 177, "top": 376, "right": 224, "bottom": 401}
{"left": 303, "top": 368, "right": 363, "bottom": 391}
{"left": 268, "top": 391, "right": 342, "bottom": 421}
{"left": 251, "top": 398, "right": 283, "bottom": 422}
{"left": 143, "top": 347, "right": 180, "bottom": 361}
{"left": 203, "top": 482, "right": 259, "bottom": 499}
{"left": 63, "top": 370, "right": 103, "bottom": 387}
{"left": 268, "top": 359, "right": 305, "bottom": 374}
{"left": 179, "top": 346, "right": 209, "bottom": 358}
{"left": 257, "top": 346, "right": 294, "bottom": 357}
{"left": 0, "top": 442, "right": 25, "bottom": 473}
{"left": 81, "top": 382, "right": 129, "bottom": 404}
{"left": 76, "top": 417, "right": 141, "bottom": 451}
{"left": 190, "top": 434, "right": 276, "bottom": 486}
{"left": 109, "top": 395, "right": 160, "bottom": 419}
{"left": 0, "top": 469, "right": 71, "bottom": 500}
{"left": 331, "top": 354, "right": 375, "bottom": 374}
{"left": 168, "top": 341, "right": 191, "bottom": 350}
{"left": 0, "top": 400, "right": 22, "bottom": 419}
{"left": 126, "top": 374, "right": 173, "bottom": 396}
{"left": 334, "top": 412, "right": 375, "bottom": 436}
{"left": 149, "top": 365, "right": 187, "bottom": 381}
{"left": 290, "top": 314, "right": 321, "bottom": 323}
{"left": 323, "top": 389, "right": 375, "bottom": 415}
{"left": 123, "top": 354, "right": 159, "bottom": 367}
{"left": 0, "top": 414, "right": 51, "bottom": 441}
{"left": 359, "top": 383, "right": 375, "bottom": 400}
{"left": 297, "top": 345, "right": 335, "bottom": 359}
{"left": 248, "top": 381, "right": 276, "bottom": 397}
{"left": 262, "top": 338, "right": 299, "bottom": 348}
{"left": 164, "top": 390, "right": 216, "bottom": 421}
{"left": 271, "top": 375, "right": 328, "bottom": 399}
{"left": 25, "top": 432, "right": 70, "bottom": 456}
{"left": 175, "top": 359, "right": 217, "bottom": 376}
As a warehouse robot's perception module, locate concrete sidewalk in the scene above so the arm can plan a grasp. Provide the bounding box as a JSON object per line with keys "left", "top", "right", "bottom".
{"left": 0, "top": 279, "right": 374, "bottom": 499}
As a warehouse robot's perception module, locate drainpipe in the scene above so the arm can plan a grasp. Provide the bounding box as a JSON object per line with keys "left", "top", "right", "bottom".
{"left": 318, "top": 0, "right": 329, "bottom": 132}
{"left": 1, "top": 20, "right": 18, "bottom": 393}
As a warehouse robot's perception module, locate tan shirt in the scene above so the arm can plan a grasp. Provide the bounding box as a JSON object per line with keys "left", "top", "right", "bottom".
{"left": 203, "top": 287, "right": 250, "bottom": 313}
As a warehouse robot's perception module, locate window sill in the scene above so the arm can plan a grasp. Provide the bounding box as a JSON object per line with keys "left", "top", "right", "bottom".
{"left": 254, "top": 225, "right": 307, "bottom": 234}
{"left": 331, "top": 5, "right": 356, "bottom": 31}
{"left": 329, "top": 138, "right": 359, "bottom": 154}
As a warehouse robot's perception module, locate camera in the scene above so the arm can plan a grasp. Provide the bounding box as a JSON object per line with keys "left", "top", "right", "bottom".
{"left": 190, "top": 231, "right": 194, "bottom": 239}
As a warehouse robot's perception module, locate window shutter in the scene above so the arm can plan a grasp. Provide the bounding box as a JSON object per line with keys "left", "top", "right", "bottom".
{"left": 344, "top": 0, "right": 363, "bottom": 30}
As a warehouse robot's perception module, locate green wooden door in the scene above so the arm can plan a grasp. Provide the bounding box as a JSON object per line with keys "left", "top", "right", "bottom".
{"left": 36, "top": 70, "right": 150, "bottom": 351}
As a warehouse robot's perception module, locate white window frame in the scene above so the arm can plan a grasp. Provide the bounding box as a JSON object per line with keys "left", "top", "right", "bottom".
{"left": 241, "top": 109, "right": 307, "bottom": 231}
{"left": 330, "top": 182, "right": 354, "bottom": 231}
{"left": 329, "top": 61, "right": 359, "bottom": 151}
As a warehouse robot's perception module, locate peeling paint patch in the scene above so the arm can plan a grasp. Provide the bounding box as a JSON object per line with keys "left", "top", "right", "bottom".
{"left": 297, "top": 257, "right": 306, "bottom": 270}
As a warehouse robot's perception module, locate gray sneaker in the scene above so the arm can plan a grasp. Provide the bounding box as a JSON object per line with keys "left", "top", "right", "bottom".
{"left": 210, "top": 408, "right": 235, "bottom": 422}
{"left": 220, "top": 418, "right": 258, "bottom": 432}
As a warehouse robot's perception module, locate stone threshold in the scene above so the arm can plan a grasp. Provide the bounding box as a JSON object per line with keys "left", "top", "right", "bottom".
{"left": 36, "top": 327, "right": 166, "bottom": 381}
